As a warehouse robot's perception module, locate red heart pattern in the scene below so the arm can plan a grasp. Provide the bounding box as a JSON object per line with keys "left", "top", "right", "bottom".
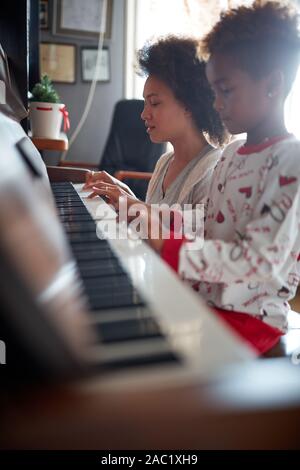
{"left": 279, "top": 175, "right": 297, "bottom": 186}
{"left": 239, "top": 187, "right": 252, "bottom": 198}
{"left": 216, "top": 211, "right": 225, "bottom": 223}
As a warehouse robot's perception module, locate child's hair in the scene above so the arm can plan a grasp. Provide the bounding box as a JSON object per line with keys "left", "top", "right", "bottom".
{"left": 137, "top": 35, "right": 228, "bottom": 147}
{"left": 202, "top": 1, "right": 300, "bottom": 97}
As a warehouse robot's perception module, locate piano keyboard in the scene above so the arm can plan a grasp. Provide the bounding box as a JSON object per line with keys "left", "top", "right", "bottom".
{"left": 51, "top": 182, "right": 180, "bottom": 372}
{"left": 51, "top": 182, "right": 255, "bottom": 387}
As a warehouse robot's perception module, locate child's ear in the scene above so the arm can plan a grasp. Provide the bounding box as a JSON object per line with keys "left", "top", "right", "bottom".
{"left": 266, "top": 70, "right": 285, "bottom": 98}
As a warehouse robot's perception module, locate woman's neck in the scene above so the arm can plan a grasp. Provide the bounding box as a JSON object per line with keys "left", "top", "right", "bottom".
{"left": 171, "top": 131, "right": 208, "bottom": 164}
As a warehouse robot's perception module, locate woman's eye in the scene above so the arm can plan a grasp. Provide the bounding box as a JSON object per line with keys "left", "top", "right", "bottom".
{"left": 150, "top": 102, "right": 160, "bottom": 106}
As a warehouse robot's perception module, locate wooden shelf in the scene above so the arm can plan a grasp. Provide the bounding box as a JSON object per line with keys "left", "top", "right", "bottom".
{"left": 29, "top": 133, "right": 69, "bottom": 151}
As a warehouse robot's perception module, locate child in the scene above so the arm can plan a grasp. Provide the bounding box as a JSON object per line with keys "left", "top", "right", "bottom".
{"left": 148, "top": 1, "right": 300, "bottom": 355}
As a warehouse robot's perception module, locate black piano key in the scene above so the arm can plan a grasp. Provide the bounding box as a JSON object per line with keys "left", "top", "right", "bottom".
{"left": 88, "top": 294, "right": 144, "bottom": 310}
{"left": 58, "top": 214, "right": 94, "bottom": 223}
{"left": 71, "top": 241, "right": 110, "bottom": 253}
{"left": 55, "top": 201, "right": 87, "bottom": 208}
{"left": 51, "top": 185, "right": 80, "bottom": 194}
{"left": 53, "top": 194, "right": 81, "bottom": 201}
{"left": 73, "top": 249, "right": 117, "bottom": 262}
{"left": 94, "top": 317, "right": 163, "bottom": 344}
{"left": 86, "top": 288, "right": 143, "bottom": 310}
{"left": 51, "top": 187, "right": 77, "bottom": 194}
{"left": 51, "top": 182, "right": 76, "bottom": 188}
{"left": 83, "top": 275, "right": 133, "bottom": 290}
{"left": 77, "top": 258, "right": 120, "bottom": 268}
{"left": 78, "top": 262, "right": 125, "bottom": 278}
{"left": 53, "top": 191, "right": 77, "bottom": 197}
{"left": 68, "top": 232, "right": 103, "bottom": 243}
{"left": 62, "top": 221, "right": 98, "bottom": 233}
{"left": 57, "top": 207, "right": 90, "bottom": 216}
{"left": 96, "top": 350, "right": 180, "bottom": 372}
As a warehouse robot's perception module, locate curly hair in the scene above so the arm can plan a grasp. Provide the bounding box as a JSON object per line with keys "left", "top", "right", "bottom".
{"left": 202, "top": 1, "right": 300, "bottom": 96}
{"left": 137, "top": 36, "right": 227, "bottom": 147}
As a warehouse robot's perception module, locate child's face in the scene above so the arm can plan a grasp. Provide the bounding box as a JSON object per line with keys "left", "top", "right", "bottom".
{"left": 206, "top": 53, "right": 272, "bottom": 136}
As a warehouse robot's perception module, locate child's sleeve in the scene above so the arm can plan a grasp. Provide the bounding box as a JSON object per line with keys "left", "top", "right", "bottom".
{"left": 162, "top": 142, "right": 300, "bottom": 284}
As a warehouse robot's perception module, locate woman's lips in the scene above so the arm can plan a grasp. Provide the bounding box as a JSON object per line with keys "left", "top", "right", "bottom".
{"left": 146, "top": 126, "right": 155, "bottom": 133}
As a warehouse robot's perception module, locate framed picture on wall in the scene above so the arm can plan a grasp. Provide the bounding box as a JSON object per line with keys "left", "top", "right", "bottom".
{"left": 81, "top": 47, "right": 110, "bottom": 82}
{"left": 53, "top": 0, "right": 113, "bottom": 39}
{"left": 40, "top": 0, "right": 49, "bottom": 30}
{"left": 40, "top": 42, "right": 76, "bottom": 83}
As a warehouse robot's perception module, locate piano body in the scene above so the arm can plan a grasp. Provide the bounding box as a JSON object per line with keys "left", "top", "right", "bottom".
{"left": 1, "top": 111, "right": 300, "bottom": 449}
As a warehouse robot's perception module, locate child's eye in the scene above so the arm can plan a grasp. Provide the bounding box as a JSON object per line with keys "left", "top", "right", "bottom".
{"left": 150, "top": 102, "right": 161, "bottom": 107}
{"left": 220, "top": 88, "right": 234, "bottom": 96}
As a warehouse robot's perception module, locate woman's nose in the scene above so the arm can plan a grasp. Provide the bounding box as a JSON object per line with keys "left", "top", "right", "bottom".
{"left": 141, "top": 104, "right": 150, "bottom": 121}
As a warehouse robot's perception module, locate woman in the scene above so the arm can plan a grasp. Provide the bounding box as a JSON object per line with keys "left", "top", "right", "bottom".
{"left": 85, "top": 36, "right": 227, "bottom": 210}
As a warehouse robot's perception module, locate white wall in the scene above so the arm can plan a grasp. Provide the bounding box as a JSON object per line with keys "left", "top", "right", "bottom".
{"left": 42, "top": 0, "right": 125, "bottom": 165}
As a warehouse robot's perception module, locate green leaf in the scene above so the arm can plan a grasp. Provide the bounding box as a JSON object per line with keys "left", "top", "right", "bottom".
{"left": 30, "top": 75, "right": 60, "bottom": 103}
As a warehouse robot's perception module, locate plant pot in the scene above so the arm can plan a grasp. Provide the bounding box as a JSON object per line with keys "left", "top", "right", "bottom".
{"left": 29, "top": 101, "right": 69, "bottom": 139}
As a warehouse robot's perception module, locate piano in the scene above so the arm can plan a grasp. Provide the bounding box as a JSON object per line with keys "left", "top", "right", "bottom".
{"left": 0, "top": 110, "right": 254, "bottom": 389}
{"left": 2, "top": 112, "right": 300, "bottom": 451}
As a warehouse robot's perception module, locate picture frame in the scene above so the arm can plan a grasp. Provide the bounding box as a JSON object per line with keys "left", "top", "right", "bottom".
{"left": 53, "top": 0, "right": 113, "bottom": 40}
{"left": 81, "top": 47, "right": 110, "bottom": 83}
{"left": 40, "top": 42, "right": 76, "bottom": 84}
{"left": 39, "top": 0, "right": 49, "bottom": 30}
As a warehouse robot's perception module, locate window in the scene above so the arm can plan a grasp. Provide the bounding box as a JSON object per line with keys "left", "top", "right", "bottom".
{"left": 125, "top": 0, "right": 230, "bottom": 99}
{"left": 124, "top": 0, "right": 300, "bottom": 138}
{"left": 285, "top": 66, "right": 300, "bottom": 139}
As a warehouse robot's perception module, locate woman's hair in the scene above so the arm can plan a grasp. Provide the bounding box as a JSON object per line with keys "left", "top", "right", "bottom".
{"left": 137, "top": 35, "right": 227, "bottom": 147}
{"left": 202, "top": 0, "right": 300, "bottom": 96}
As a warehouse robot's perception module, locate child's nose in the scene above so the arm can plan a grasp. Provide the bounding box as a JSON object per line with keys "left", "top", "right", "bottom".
{"left": 214, "top": 95, "right": 224, "bottom": 113}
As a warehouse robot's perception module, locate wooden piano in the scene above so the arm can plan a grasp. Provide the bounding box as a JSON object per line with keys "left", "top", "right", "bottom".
{"left": 1, "top": 111, "right": 300, "bottom": 450}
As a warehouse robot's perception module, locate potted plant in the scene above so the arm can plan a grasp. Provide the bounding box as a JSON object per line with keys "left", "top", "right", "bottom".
{"left": 29, "top": 75, "right": 70, "bottom": 139}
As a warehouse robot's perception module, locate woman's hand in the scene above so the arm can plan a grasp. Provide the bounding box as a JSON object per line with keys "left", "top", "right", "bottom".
{"left": 84, "top": 170, "right": 115, "bottom": 189}
{"left": 88, "top": 182, "right": 165, "bottom": 252}
{"left": 83, "top": 170, "right": 135, "bottom": 196}
{"left": 88, "top": 181, "right": 138, "bottom": 212}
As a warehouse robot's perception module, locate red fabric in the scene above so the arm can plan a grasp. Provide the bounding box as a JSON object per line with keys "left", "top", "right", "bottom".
{"left": 59, "top": 105, "right": 70, "bottom": 132}
{"left": 161, "top": 234, "right": 186, "bottom": 272}
{"left": 169, "top": 210, "right": 183, "bottom": 233}
{"left": 161, "top": 232, "right": 283, "bottom": 355}
{"left": 237, "top": 134, "right": 292, "bottom": 155}
{"left": 213, "top": 308, "right": 283, "bottom": 355}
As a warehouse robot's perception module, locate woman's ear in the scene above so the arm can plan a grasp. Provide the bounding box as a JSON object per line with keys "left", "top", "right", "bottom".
{"left": 266, "top": 69, "right": 285, "bottom": 99}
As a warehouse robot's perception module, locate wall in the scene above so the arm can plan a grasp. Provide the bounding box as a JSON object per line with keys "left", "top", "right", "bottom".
{"left": 41, "top": 0, "right": 125, "bottom": 165}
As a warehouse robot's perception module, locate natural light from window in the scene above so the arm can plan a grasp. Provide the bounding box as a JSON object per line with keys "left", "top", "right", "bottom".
{"left": 285, "top": 65, "right": 300, "bottom": 139}
{"left": 127, "top": 0, "right": 300, "bottom": 139}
